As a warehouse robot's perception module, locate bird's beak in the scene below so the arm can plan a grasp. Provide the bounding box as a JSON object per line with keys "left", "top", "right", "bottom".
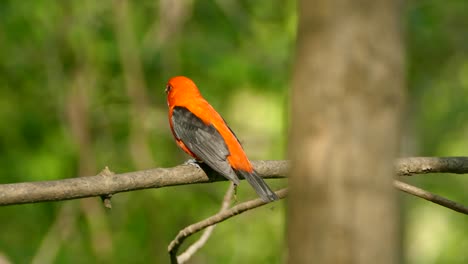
{"left": 165, "top": 85, "right": 171, "bottom": 94}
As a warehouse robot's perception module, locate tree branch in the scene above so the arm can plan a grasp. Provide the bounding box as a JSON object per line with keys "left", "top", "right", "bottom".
{"left": 168, "top": 188, "right": 288, "bottom": 263}
{"left": 395, "top": 157, "right": 468, "bottom": 176}
{"left": 0, "top": 160, "right": 287, "bottom": 206}
{"left": 393, "top": 180, "right": 468, "bottom": 214}
{"left": 1, "top": 157, "right": 468, "bottom": 207}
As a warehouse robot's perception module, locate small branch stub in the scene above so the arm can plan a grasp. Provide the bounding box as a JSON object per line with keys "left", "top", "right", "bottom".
{"left": 98, "top": 166, "right": 115, "bottom": 209}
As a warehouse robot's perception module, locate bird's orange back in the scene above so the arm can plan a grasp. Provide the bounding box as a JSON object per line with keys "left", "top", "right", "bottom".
{"left": 166, "top": 76, "right": 253, "bottom": 172}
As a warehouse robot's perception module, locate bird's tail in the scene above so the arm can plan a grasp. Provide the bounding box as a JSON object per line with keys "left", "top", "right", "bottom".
{"left": 235, "top": 170, "right": 278, "bottom": 202}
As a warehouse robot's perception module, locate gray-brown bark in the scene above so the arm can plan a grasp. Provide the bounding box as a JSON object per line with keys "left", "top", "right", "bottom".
{"left": 2, "top": 158, "right": 468, "bottom": 206}
{"left": 288, "top": 0, "right": 405, "bottom": 263}
{"left": 396, "top": 157, "right": 468, "bottom": 176}
{"left": 0, "top": 160, "right": 287, "bottom": 206}
{"left": 2, "top": 158, "right": 468, "bottom": 207}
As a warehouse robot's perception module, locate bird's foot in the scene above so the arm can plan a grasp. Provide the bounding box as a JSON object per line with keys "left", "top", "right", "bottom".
{"left": 233, "top": 184, "right": 238, "bottom": 203}
{"left": 184, "top": 159, "right": 202, "bottom": 169}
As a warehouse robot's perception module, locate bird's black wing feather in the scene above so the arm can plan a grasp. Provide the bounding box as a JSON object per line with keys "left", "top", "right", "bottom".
{"left": 171, "top": 106, "right": 240, "bottom": 184}
{"left": 235, "top": 170, "right": 278, "bottom": 202}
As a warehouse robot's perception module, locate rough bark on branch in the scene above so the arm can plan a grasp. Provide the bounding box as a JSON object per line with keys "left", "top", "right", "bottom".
{"left": 1, "top": 157, "right": 468, "bottom": 206}
{"left": 395, "top": 157, "right": 468, "bottom": 176}
{"left": 0, "top": 160, "right": 287, "bottom": 206}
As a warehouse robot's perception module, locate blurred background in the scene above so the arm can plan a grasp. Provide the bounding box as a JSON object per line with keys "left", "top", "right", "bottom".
{"left": 0, "top": 0, "right": 466, "bottom": 263}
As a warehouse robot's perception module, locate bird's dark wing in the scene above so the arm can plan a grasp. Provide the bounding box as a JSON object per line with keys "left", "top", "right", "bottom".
{"left": 171, "top": 106, "right": 240, "bottom": 184}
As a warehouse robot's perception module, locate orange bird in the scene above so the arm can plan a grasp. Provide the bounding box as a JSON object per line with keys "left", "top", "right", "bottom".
{"left": 166, "top": 76, "right": 278, "bottom": 202}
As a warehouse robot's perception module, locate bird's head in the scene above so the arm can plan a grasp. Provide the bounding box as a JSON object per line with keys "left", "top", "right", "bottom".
{"left": 166, "top": 76, "right": 202, "bottom": 106}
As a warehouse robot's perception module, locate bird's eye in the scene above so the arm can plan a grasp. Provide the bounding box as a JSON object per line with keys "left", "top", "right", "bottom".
{"left": 165, "top": 84, "right": 172, "bottom": 93}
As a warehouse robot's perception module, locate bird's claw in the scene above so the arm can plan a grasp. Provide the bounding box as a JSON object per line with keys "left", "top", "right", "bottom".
{"left": 184, "top": 159, "right": 202, "bottom": 169}
{"left": 233, "top": 184, "right": 238, "bottom": 203}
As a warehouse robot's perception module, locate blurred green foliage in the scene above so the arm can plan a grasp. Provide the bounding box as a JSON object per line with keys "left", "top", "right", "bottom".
{"left": 0, "top": 1, "right": 292, "bottom": 263}
{"left": 0, "top": 0, "right": 466, "bottom": 263}
{"left": 406, "top": 0, "right": 468, "bottom": 263}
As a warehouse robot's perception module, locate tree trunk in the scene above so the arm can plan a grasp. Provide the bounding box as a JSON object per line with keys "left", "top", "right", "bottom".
{"left": 287, "top": 0, "right": 405, "bottom": 263}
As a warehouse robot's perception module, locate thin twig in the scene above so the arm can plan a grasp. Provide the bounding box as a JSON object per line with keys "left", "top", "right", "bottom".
{"left": 394, "top": 180, "right": 468, "bottom": 214}
{"left": 168, "top": 188, "right": 288, "bottom": 263}
{"left": 174, "top": 183, "right": 236, "bottom": 264}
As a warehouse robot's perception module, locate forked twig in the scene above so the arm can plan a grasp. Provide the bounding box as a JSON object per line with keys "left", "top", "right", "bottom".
{"left": 168, "top": 188, "right": 287, "bottom": 263}
{"left": 176, "top": 183, "right": 236, "bottom": 263}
